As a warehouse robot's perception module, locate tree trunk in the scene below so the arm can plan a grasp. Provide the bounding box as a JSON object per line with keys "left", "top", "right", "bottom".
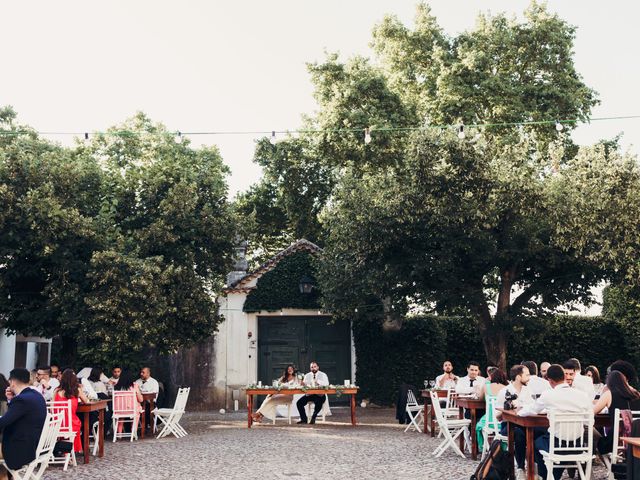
{"left": 60, "top": 335, "right": 77, "bottom": 368}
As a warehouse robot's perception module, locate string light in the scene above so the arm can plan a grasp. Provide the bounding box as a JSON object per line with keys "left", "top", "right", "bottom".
{"left": 555, "top": 121, "right": 564, "bottom": 132}
{"left": 457, "top": 125, "right": 466, "bottom": 139}
{"left": 270, "top": 131, "right": 277, "bottom": 145}
{"left": 84, "top": 132, "right": 89, "bottom": 141}
{"left": 364, "top": 127, "right": 372, "bottom": 145}
{"left": 176, "top": 131, "right": 183, "bottom": 143}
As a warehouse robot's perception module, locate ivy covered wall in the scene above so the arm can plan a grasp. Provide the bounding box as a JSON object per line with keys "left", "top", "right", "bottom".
{"left": 243, "top": 251, "right": 321, "bottom": 312}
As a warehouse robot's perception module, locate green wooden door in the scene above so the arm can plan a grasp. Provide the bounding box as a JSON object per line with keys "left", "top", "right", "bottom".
{"left": 258, "top": 316, "right": 351, "bottom": 403}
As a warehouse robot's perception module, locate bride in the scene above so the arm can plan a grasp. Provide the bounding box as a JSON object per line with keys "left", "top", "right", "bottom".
{"left": 252, "top": 364, "right": 299, "bottom": 423}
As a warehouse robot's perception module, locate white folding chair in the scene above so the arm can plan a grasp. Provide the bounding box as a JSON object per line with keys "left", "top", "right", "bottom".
{"left": 604, "top": 409, "right": 640, "bottom": 479}
{"left": 305, "top": 395, "right": 330, "bottom": 423}
{"left": 155, "top": 387, "right": 190, "bottom": 439}
{"left": 430, "top": 391, "right": 471, "bottom": 458}
{"left": 112, "top": 390, "right": 140, "bottom": 442}
{"left": 540, "top": 410, "right": 594, "bottom": 480}
{"left": 403, "top": 390, "right": 424, "bottom": 433}
{"left": 3, "top": 412, "right": 64, "bottom": 480}
{"left": 445, "top": 390, "right": 460, "bottom": 418}
{"left": 274, "top": 403, "right": 293, "bottom": 425}
{"left": 482, "top": 395, "right": 508, "bottom": 454}
{"left": 46, "top": 399, "right": 77, "bottom": 471}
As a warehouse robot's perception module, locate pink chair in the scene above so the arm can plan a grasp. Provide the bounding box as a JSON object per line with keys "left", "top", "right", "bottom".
{"left": 112, "top": 390, "right": 140, "bottom": 442}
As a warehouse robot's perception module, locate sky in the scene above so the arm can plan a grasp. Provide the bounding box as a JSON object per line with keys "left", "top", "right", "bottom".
{"left": 2, "top": 0, "right": 640, "bottom": 199}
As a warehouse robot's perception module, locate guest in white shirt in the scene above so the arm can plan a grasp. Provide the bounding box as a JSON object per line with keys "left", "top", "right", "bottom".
{"left": 296, "top": 361, "right": 329, "bottom": 424}
{"left": 563, "top": 358, "right": 595, "bottom": 399}
{"left": 135, "top": 367, "right": 160, "bottom": 397}
{"left": 435, "top": 361, "right": 458, "bottom": 389}
{"left": 496, "top": 365, "right": 535, "bottom": 478}
{"left": 455, "top": 361, "right": 485, "bottom": 397}
{"left": 35, "top": 366, "right": 60, "bottom": 401}
{"left": 518, "top": 364, "right": 592, "bottom": 480}
{"left": 540, "top": 362, "right": 551, "bottom": 380}
{"left": 522, "top": 361, "right": 550, "bottom": 397}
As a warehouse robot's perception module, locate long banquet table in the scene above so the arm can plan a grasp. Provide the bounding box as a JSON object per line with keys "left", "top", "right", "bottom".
{"left": 245, "top": 387, "right": 359, "bottom": 428}
{"left": 501, "top": 410, "right": 609, "bottom": 480}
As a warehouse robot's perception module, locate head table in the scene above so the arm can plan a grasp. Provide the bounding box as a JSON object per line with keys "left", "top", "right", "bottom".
{"left": 245, "top": 387, "right": 359, "bottom": 428}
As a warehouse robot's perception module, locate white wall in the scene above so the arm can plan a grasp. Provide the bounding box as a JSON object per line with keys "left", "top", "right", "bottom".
{"left": 0, "top": 329, "right": 16, "bottom": 377}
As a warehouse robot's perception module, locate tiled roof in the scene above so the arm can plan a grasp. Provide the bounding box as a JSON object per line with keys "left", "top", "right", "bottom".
{"left": 223, "top": 239, "right": 322, "bottom": 293}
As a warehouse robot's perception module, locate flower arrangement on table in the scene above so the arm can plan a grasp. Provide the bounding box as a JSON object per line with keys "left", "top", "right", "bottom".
{"left": 244, "top": 383, "right": 357, "bottom": 397}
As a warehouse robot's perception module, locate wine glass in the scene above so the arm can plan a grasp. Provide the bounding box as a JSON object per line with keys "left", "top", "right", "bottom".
{"left": 423, "top": 380, "right": 429, "bottom": 389}
{"left": 429, "top": 380, "right": 436, "bottom": 389}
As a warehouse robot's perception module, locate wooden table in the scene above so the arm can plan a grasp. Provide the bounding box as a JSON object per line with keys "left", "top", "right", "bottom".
{"left": 77, "top": 400, "right": 109, "bottom": 464}
{"left": 456, "top": 397, "right": 485, "bottom": 460}
{"left": 140, "top": 392, "right": 157, "bottom": 439}
{"left": 501, "top": 410, "right": 609, "bottom": 480}
{"left": 245, "top": 387, "right": 359, "bottom": 428}
{"left": 621, "top": 437, "right": 640, "bottom": 459}
{"left": 420, "top": 389, "right": 449, "bottom": 436}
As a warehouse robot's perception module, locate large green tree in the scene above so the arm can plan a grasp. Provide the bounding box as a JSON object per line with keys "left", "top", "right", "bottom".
{"left": 0, "top": 110, "right": 237, "bottom": 366}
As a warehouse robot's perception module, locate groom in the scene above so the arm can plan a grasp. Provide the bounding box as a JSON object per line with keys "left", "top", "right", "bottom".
{"left": 296, "top": 361, "right": 329, "bottom": 424}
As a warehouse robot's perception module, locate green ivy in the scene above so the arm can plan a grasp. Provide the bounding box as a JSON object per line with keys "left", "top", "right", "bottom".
{"left": 243, "top": 251, "right": 321, "bottom": 312}
{"left": 354, "top": 314, "right": 629, "bottom": 405}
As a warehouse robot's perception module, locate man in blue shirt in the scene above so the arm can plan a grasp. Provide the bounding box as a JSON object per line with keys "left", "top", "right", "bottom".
{"left": 0, "top": 368, "right": 47, "bottom": 474}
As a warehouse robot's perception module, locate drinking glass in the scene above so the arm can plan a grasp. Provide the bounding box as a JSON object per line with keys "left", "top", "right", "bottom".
{"left": 423, "top": 380, "right": 429, "bottom": 389}
{"left": 429, "top": 380, "right": 436, "bottom": 389}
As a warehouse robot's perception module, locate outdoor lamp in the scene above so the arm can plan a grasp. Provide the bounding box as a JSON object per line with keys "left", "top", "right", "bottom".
{"left": 299, "top": 275, "right": 314, "bottom": 294}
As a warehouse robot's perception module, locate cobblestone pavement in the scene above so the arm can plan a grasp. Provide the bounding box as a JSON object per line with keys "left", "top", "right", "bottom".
{"left": 41, "top": 407, "right": 609, "bottom": 480}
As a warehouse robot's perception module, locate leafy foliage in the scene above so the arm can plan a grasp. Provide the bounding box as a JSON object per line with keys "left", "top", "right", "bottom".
{"left": 0, "top": 110, "right": 236, "bottom": 366}
{"left": 243, "top": 251, "right": 321, "bottom": 312}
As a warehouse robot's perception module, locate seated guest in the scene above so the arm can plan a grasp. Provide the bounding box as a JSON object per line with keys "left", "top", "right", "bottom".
{"left": 296, "top": 361, "right": 329, "bottom": 424}
{"left": 496, "top": 365, "right": 535, "bottom": 479}
{"left": 87, "top": 367, "right": 108, "bottom": 397}
{"left": 476, "top": 368, "right": 508, "bottom": 452}
{"left": 519, "top": 364, "right": 592, "bottom": 480}
{"left": 610, "top": 360, "right": 639, "bottom": 385}
{"left": 109, "top": 366, "right": 122, "bottom": 385}
{"left": 135, "top": 367, "right": 159, "bottom": 397}
{"left": 540, "top": 362, "right": 551, "bottom": 379}
{"left": 486, "top": 366, "right": 498, "bottom": 379}
{"left": 435, "top": 360, "right": 458, "bottom": 389}
{"left": 135, "top": 367, "right": 159, "bottom": 430}
{"left": 252, "top": 364, "right": 300, "bottom": 423}
{"left": 563, "top": 358, "right": 595, "bottom": 398}
{"left": 593, "top": 370, "right": 640, "bottom": 454}
{"left": 522, "top": 361, "right": 550, "bottom": 397}
{"left": 50, "top": 364, "right": 61, "bottom": 381}
{"left": 585, "top": 365, "right": 605, "bottom": 397}
{"left": 0, "top": 368, "right": 47, "bottom": 473}
{"left": 455, "top": 361, "right": 485, "bottom": 396}
{"left": 53, "top": 369, "right": 89, "bottom": 454}
{"left": 35, "top": 365, "right": 60, "bottom": 401}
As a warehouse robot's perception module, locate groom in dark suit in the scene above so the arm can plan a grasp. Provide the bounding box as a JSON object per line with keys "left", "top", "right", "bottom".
{"left": 0, "top": 368, "right": 47, "bottom": 474}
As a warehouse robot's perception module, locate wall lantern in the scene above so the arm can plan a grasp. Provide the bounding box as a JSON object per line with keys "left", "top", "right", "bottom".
{"left": 299, "top": 275, "right": 315, "bottom": 294}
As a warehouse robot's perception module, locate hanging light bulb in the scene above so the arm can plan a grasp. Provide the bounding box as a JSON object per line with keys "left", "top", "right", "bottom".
{"left": 555, "top": 121, "right": 564, "bottom": 132}
{"left": 84, "top": 132, "right": 89, "bottom": 142}
{"left": 270, "top": 131, "right": 277, "bottom": 145}
{"left": 364, "top": 127, "right": 372, "bottom": 145}
{"left": 176, "top": 131, "right": 182, "bottom": 143}
{"left": 354, "top": 308, "right": 359, "bottom": 313}
{"left": 457, "top": 125, "right": 465, "bottom": 139}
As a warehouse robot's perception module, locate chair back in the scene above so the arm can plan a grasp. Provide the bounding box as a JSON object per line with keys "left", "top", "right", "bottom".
{"left": 446, "top": 390, "right": 459, "bottom": 410}
{"left": 46, "top": 399, "right": 74, "bottom": 437}
{"left": 430, "top": 391, "right": 447, "bottom": 424}
{"left": 174, "top": 387, "right": 190, "bottom": 412}
{"left": 547, "top": 410, "right": 594, "bottom": 456}
{"left": 113, "top": 389, "right": 138, "bottom": 416}
{"left": 611, "top": 409, "right": 640, "bottom": 465}
{"left": 36, "top": 412, "right": 64, "bottom": 460}
{"left": 406, "top": 389, "right": 419, "bottom": 408}
{"left": 484, "top": 394, "right": 501, "bottom": 435}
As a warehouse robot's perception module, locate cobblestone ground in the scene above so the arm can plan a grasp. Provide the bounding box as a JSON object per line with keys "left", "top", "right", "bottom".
{"left": 41, "top": 407, "right": 609, "bottom": 480}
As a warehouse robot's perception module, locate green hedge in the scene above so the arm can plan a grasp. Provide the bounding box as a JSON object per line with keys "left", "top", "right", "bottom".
{"left": 353, "top": 314, "right": 628, "bottom": 405}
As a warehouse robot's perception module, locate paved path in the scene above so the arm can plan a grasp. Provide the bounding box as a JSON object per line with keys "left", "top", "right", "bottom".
{"left": 42, "top": 407, "right": 609, "bottom": 480}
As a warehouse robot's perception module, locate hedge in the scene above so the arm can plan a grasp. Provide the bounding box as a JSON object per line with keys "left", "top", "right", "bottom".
{"left": 353, "top": 314, "right": 628, "bottom": 405}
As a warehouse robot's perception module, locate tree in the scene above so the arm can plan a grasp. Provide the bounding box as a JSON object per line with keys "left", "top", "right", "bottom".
{"left": 0, "top": 110, "right": 237, "bottom": 366}
{"left": 319, "top": 131, "right": 639, "bottom": 368}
